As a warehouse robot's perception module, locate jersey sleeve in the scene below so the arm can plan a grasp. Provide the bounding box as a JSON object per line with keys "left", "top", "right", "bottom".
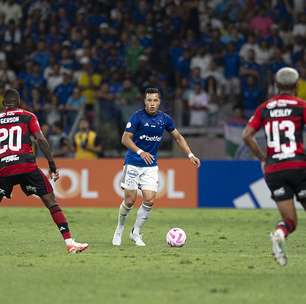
{"left": 247, "top": 107, "right": 262, "bottom": 131}
{"left": 28, "top": 113, "right": 41, "bottom": 134}
{"left": 125, "top": 113, "right": 139, "bottom": 133}
{"left": 165, "top": 114, "right": 176, "bottom": 132}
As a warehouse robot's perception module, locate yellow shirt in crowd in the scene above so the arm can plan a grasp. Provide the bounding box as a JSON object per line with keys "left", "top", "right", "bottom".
{"left": 74, "top": 130, "right": 98, "bottom": 160}
{"left": 78, "top": 73, "right": 102, "bottom": 105}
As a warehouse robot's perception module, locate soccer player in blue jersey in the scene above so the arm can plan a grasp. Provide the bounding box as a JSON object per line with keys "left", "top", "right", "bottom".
{"left": 112, "top": 87, "right": 201, "bottom": 246}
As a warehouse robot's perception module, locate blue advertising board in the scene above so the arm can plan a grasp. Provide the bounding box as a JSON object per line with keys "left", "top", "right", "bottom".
{"left": 198, "top": 161, "right": 277, "bottom": 208}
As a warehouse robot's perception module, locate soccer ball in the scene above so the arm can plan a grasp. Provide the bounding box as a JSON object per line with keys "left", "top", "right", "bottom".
{"left": 166, "top": 228, "right": 187, "bottom": 247}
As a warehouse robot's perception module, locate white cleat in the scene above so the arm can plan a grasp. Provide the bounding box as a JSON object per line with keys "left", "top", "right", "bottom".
{"left": 112, "top": 228, "right": 123, "bottom": 246}
{"left": 129, "top": 230, "right": 146, "bottom": 247}
{"left": 270, "top": 230, "right": 287, "bottom": 266}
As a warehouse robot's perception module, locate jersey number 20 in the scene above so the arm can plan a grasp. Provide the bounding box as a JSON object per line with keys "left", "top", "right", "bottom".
{"left": 265, "top": 120, "right": 297, "bottom": 159}
{"left": 0, "top": 126, "right": 22, "bottom": 154}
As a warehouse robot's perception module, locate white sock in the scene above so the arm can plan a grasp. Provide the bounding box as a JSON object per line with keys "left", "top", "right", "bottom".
{"left": 133, "top": 203, "right": 152, "bottom": 235}
{"left": 65, "top": 238, "right": 74, "bottom": 246}
{"left": 117, "top": 201, "right": 132, "bottom": 230}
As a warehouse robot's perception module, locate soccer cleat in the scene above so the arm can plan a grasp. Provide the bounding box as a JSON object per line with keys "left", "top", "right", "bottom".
{"left": 270, "top": 230, "right": 287, "bottom": 266}
{"left": 129, "top": 229, "right": 146, "bottom": 246}
{"left": 67, "top": 240, "right": 89, "bottom": 254}
{"left": 112, "top": 227, "right": 123, "bottom": 246}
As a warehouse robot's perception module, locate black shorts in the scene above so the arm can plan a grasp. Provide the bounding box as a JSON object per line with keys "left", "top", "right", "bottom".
{"left": 0, "top": 169, "right": 53, "bottom": 199}
{"left": 265, "top": 169, "right": 306, "bottom": 202}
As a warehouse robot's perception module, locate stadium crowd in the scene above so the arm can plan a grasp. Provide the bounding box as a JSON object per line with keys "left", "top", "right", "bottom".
{"left": 0, "top": 0, "right": 305, "bottom": 156}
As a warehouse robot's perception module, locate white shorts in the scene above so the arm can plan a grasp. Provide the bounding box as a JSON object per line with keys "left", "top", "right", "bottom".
{"left": 120, "top": 164, "right": 158, "bottom": 192}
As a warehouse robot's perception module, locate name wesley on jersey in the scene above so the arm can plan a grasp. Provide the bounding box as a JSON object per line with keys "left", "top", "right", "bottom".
{"left": 0, "top": 116, "right": 19, "bottom": 124}
{"left": 269, "top": 109, "right": 292, "bottom": 118}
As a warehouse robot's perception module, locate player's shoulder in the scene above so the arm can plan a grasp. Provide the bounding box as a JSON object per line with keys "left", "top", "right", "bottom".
{"left": 20, "top": 109, "right": 36, "bottom": 117}
{"left": 157, "top": 110, "right": 173, "bottom": 121}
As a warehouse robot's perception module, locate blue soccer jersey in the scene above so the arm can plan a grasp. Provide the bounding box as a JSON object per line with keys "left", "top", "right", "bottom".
{"left": 124, "top": 109, "right": 176, "bottom": 167}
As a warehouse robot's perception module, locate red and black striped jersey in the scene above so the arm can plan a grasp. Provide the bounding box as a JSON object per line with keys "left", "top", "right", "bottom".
{"left": 0, "top": 108, "right": 41, "bottom": 177}
{"left": 248, "top": 95, "right": 306, "bottom": 174}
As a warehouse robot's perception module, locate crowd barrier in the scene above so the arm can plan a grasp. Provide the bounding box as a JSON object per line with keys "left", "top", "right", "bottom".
{"left": 3, "top": 159, "right": 279, "bottom": 208}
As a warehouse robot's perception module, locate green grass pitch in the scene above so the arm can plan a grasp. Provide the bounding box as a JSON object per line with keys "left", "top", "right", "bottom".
{"left": 0, "top": 208, "right": 306, "bottom": 304}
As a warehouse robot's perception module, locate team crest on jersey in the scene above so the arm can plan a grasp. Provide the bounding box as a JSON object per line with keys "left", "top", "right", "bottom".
{"left": 127, "top": 169, "right": 138, "bottom": 178}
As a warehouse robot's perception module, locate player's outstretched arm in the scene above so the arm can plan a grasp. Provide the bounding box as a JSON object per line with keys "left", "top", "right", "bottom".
{"left": 121, "top": 131, "right": 154, "bottom": 165}
{"left": 242, "top": 125, "right": 266, "bottom": 165}
{"left": 170, "top": 129, "right": 201, "bottom": 167}
{"left": 33, "top": 131, "right": 59, "bottom": 181}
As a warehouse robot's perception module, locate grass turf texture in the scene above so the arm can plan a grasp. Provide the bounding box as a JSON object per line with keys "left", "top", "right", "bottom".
{"left": 0, "top": 208, "right": 306, "bottom": 304}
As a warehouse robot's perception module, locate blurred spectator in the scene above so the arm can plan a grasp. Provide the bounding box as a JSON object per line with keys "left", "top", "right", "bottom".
{"left": 48, "top": 121, "right": 72, "bottom": 158}
{"left": 240, "top": 75, "right": 263, "bottom": 118}
{"left": 297, "top": 67, "right": 306, "bottom": 100}
{"left": 188, "top": 83, "right": 209, "bottom": 127}
{"left": 74, "top": 118, "right": 102, "bottom": 159}
{"left": 78, "top": 57, "right": 102, "bottom": 106}
{"left": 66, "top": 87, "right": 85, "bottom": 129}
{"left": 0, "top": 0, "right": 22, "bottom": 24}
{"left": 54, "top": 70, "right": 75, "bottom": 107}
{"left": 0, "top": 59, "right": 16, "bottom": 83}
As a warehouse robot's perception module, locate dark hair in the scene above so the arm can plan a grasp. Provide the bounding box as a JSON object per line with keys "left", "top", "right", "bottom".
{"left": 145, "top": 87, "right": 161, "bottom": 98}
{"left": 3, "top": 88, "right": 20, "bottom": 107}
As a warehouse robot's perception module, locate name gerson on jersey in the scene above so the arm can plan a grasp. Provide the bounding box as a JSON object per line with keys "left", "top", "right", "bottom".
{"left": 248, "top": 95, "right": 306, "bottom": 174}
{"left": 0, "top": 109, "right": 41, "bottom": 176}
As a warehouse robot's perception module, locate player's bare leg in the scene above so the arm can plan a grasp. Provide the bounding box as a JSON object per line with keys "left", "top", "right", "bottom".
{"left": 271, "top": 199, "right": 297, "bottom": 266}
{"left": 40, "top": 192, "right": 88, "bottom": 253}
{"left": 112, "top": 189, "right": 137, "bottom": 246}
{"left": 130, "top": 190, "right": 156, "bottom": 247}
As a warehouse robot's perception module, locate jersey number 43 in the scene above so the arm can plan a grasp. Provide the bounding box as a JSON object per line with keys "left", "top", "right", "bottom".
{"left": 265, "top": 120, "right": 297, "bottom": 160}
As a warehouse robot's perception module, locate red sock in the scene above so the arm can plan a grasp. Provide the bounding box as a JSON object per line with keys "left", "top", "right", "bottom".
{"left": 49, "top": 205, "right": 72, "bottom": 240}
{"left": 276, "top": 218, "right": 296, "bottom": 238}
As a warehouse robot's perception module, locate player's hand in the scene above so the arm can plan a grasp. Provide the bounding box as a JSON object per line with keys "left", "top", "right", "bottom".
{"left": 190, "top": 155, "right": 201, "bottom": 167}
{"left": 50, "top": 170, "right": 60, "bottom": 182}
{"left": 48, "top": 160, "right": 59, "bottom": 181}
{"left": 140, "top": 151, "right": 154, "bottom": 165}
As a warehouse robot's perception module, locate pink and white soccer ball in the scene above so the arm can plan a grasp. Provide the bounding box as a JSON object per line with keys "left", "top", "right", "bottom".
{"left": 166, "top": 228, "right": 187, "bottom": 247}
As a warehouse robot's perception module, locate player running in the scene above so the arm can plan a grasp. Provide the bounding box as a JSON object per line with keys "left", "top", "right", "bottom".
{"left": 242, "top": 67, "right": 306, "bottom": 266}
{"left": 112, "top": 87, "right": 200, "bottom": 246}
{"left": 0, "top": 89, "right": 88, "bottom": 254}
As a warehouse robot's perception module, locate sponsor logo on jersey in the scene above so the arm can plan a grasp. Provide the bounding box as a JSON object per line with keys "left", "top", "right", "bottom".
{"left": 270, "top": 109, "right": 292, "bottom": 117}
{"left": 266, "top": 99, "right": 297, "bottom": 109}
{"left": 144, "top": 122, "right": 149, "bottom": 127}
{"left": 139, "top": 134, "right": 162, "bottom": 142}
{"left": 0, "top": 116, "right": 19, "bottom": 124}
{"left": 1, "top": 155, "right": 20, "bottom": 163}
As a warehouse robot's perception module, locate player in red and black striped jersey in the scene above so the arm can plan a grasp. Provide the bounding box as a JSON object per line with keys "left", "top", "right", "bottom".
{"left": 242, "top": 67, "right": 306, "bottom": 266}
{"left": 0, "top": 89, "right": 88, "bottom": 254}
